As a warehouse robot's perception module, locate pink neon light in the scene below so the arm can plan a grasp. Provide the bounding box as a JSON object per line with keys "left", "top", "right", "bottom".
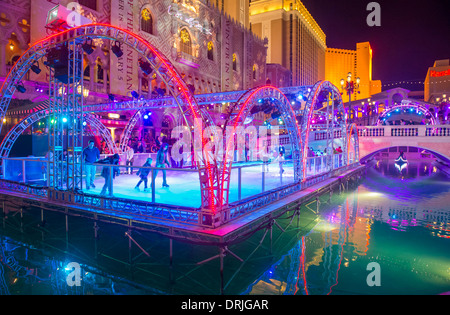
{"left": 327, "top": 199, "right": 349, "bottom": 295}
{"left": 302, "top": 81, "right": 347, "bottom": 180}
{"left": 294, "top": 236, "right": 309, "bottom": 295}
{"left": 0, "top": 23, "right": 217, "bottom": 213}
{"left": 220, "top": 86, "right": 302, "bottom": 206}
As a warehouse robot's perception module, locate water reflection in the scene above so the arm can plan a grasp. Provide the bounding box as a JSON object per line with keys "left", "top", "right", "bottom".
{"left": 1, "top": 159, "right": 449, "bottom": 295}
{"left": 0, "top": 237, "right": 161, "bottom": 295}
{"left": 245, "top": 159, "right": 450, "bottom": 295}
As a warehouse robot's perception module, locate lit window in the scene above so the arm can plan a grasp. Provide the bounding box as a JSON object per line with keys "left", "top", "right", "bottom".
{"left": 180, "top": 28, "right": 192, "bottom": 56}
{"left": 141, "top": 8, "right": 153, "bottom": 34}
{"left": 207, "top": 41, "right": 214, "bottom": 61}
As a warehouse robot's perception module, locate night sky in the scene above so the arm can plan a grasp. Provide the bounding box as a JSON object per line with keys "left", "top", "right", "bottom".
{"left": 300, "top": 0, "right": 450, "bottom": 91}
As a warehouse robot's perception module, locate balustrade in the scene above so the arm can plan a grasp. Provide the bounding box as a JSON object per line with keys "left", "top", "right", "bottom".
{"left": 357, "top": 125, "right": 450, "bottom": 137}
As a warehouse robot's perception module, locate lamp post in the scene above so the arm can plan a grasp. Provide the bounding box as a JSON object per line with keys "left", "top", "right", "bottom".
{"left": 340, "top": 72, "right": 360, "bottom": 122}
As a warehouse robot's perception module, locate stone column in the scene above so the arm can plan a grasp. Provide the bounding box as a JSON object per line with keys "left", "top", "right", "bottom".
{"left": 0, "top": 39, "right": 8, "bottom": 77}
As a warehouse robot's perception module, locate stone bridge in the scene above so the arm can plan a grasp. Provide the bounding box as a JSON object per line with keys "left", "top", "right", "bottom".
{"left": 357, "top": 125, "right": 450, "bottom": 162}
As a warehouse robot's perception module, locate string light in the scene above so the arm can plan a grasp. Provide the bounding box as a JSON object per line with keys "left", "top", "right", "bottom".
{"left": 339, "top": 78, "right": 449, "bottom": 89}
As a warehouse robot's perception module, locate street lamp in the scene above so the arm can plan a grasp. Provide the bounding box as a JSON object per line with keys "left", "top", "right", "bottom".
{"left": 340, "top": 72, "right": 360, "bottom": 122}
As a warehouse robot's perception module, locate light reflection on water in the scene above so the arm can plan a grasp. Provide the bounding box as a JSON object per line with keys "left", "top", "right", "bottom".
{"left": 245, "top": 159, "right": 450, "bottom": 295}
{"left": 1, "top": 159, "right": 449, "bottom": 295}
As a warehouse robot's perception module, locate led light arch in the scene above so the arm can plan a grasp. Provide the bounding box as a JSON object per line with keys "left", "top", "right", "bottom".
{"left": 301, "top": 80, "right": 348, "bottom": 180}
{"left": 376, "top": 102, "right": 437, "bottom": 126}
{"left": 0, "top": 109, "right": 118, "bottom": 158}
{"left": 219, "top": 85, "right": 302, "bottom": 207}
{"left": 0, "top": 23, "right": 218, "bottom": 213}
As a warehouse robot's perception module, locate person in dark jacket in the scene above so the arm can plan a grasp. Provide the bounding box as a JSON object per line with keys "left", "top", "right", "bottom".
{"left": 135, "top": 158, "right": 153, "bottom": 192}
{"left": 134, "top": 141, "right": 146, "bottom": 153}
{"left": 82, "top": 140, "right": 100, "bottom": 190}
{"left": 152, "top": 143, "right": 170, "bottom": 187}
{"left": 97, "top": 153, "right": 120, "bottom": 196}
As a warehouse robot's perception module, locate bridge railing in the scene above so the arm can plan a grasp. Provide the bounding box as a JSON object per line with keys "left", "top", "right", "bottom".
{"left": 357, "top": 125, "right": 450, "bottom": 137}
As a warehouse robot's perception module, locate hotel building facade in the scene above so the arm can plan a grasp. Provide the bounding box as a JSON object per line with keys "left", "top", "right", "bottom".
{"left": 0, "top": 0, "right": 267, "bottom": 144}
{"left": 249, "top": 0, "right": 326, "bottom": 87}
{"left": 424, "top": 59, "right": 450, "bottom": 103}
{"left": 325, "top": 42, "right": 381, "bottom": 101}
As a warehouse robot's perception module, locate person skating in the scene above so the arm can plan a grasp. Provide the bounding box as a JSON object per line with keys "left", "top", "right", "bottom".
{"left": 153, "top": 143, "right": 170, "bottom": 187}
{"left": 125, "top": 145, "right": 135, "bottom": 174}
{"left": 82, "top": 140, "right": 100, "bottom": 190}
{"left": 135, "top": 158, "right": 153, "bottom": 192}
{"left": 97, "top": 153, "right": 120, "bottom": 197}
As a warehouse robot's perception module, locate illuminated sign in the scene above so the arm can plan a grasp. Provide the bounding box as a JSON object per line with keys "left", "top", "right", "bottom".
{"left": 430, "top": 69, "right": 450, "bottom": 77}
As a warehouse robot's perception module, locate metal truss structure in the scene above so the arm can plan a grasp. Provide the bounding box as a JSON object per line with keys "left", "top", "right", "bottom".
{"left": 219, "top": 86, "right": 303, "bottom": 208}
{"left": 0, "top": 23, "right": 219, "bottom": 214}
{"left": 375, "top": 101, "right": 438, "bottom": 126}
{"left": 0, "top": 23, "right": 361, "bottom": 229}
{"left": 300, "top": 80, "right": 348, "bottom": 180}
{"left": 0, "top": 108, "right": 117, "bottom": 158}
{"left": 346, "top": 123, "right": 360, "bottom": 163}
{"left": 47, "top": 38, "right": 84, "bottom": 191}
{"left": 83, "top": 85, "right": 313, "bottom": 113}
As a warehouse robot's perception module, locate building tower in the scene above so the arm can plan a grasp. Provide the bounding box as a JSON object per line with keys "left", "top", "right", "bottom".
{"left": 325, "top": 42, "right": 382, "bottom": 101}
{"left": 249, "top": 0, "right": 326, "bottom": 86}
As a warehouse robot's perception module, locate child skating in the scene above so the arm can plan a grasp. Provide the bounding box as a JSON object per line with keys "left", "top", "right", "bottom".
{"left": 135, "top": 157, "right": 153, "bottom": 192}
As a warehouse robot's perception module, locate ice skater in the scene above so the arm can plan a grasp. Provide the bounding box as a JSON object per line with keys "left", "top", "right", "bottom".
{"left": 153, "top": 143, "right": 170, "bottom": 187}
{"left": 97, "top": 153, "right": 120, "bottom": 197}
{"left": 273, "top": 151, "right": 285, "bottom": 175}
{"left": 125, "top": 145, "right": 135, "bottom": 174}
{"left": 135, "top": 157, "right": 152, "bottom": 192}
{"left": 82, "top": 140, "right": 100, "bottom": 190}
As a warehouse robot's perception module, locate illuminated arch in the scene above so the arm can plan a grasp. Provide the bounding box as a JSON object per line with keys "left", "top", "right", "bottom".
{"left": 0, "top": 23, "right": 218, "bottom": 213}
{"left": 301, "top": 80, "right": 348, "bottom": 179}
{"left": 376, "top": 102, "right": 437, "bottom": 126}
{"left": 0, "top": 109, "right": 117, "bottom": 158}
{"left": 220, "top": 85, "right": 302, "bottom": 206}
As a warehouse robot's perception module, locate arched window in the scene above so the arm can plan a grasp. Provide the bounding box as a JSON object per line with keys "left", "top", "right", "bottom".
{"left": 232, "top": 53, "right": 237, "bottom": 71}
{"left": 253, "top": 65, "right": 257, "bottom": 80}
{"left": 96, "top": 58, "right": 103, "bottom": 83}
{"left": 141, "top": 8, "right": 153, "bottom": 34}
{"left": 83, "top": 65, "right": 90, "bottom": 80}
{"left": 180, "top": 28, "right": 192, "bottom": 56}
{"left": 207, "top": 41, "right": 214, "bottom": 61}
{"left": 141, "top": 77, "right": 149, "bottom": 93}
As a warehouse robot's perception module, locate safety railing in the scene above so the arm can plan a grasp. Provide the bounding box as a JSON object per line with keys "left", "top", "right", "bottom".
{"left": 1, "top": 155, "right": 346, "bottom": 197}
{"left": 0, "top": 154, "right": 357, "bottom": 227}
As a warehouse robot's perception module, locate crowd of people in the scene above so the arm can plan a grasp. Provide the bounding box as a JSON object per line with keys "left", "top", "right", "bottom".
{"left": 99, "top": 134, "right": 165, "bottom": 156}
{"left": 307, "top": 146, "right": 343, "bottom": 157}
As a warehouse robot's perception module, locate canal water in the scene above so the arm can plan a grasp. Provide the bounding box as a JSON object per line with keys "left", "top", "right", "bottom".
{"left": 0, "top": 158, "right": 449, "bottom": 295}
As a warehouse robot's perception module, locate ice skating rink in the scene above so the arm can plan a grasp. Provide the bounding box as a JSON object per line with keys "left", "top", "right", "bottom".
{"left": 85, "top": 162, "right": 295, "bottom": 208}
